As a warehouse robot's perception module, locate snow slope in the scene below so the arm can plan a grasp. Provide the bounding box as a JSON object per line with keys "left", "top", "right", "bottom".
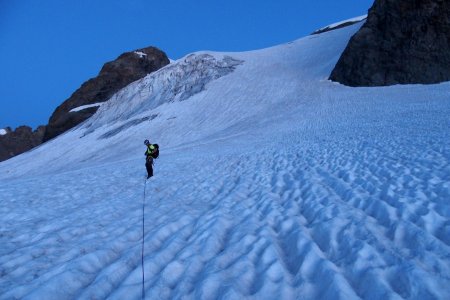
{"left": 1, "top": 23, "right": 450, "bottom": 299}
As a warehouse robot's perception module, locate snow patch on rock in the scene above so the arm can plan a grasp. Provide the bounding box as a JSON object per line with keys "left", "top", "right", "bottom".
{"left": 322, "top": 15, "right": 367, "bottom": 31}
{"left": 313, "top": 15, "right": 367, "bottom": 35}
{"left": 69, "top": 102, "right": 104, "bottom": 113}
{"left": 134, "top": 51, "right": 147, "bottom": 58}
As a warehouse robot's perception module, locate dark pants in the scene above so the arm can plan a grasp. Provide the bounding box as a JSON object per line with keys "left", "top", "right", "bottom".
{"left": 145, "top": 157, "right": 153, "bottom": 178}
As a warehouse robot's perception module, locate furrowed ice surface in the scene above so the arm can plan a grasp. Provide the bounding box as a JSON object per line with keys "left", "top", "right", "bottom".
{"left": 0, "top": 23, "right": 449, "bottom": 299}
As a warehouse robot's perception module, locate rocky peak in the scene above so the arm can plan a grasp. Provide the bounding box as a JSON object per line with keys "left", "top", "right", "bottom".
{"left": 0, "top": 125, "right": 46, "bottom": 162}
{"left": 329, "top": 0, "right": 450, "bottom": 86}
{"left": 43, "top": 46, "right": 170, "bottom": 141}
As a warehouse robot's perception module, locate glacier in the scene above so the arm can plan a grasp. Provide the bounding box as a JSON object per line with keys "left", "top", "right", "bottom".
{"left": 0, "top": 23, "right": 449, "bottom": 299}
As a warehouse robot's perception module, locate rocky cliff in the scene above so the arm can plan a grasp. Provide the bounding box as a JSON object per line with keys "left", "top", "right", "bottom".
{"left": 329, "top": 0, "right": 450, "bottom": 86}
{"left": 0, "top": 126, "right": 46, "bottom": 162}
{"left": 43, "top": 46, "right": 170, "bottom": 141}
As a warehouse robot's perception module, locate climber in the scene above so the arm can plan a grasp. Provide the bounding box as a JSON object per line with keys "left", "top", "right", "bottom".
{"left": 144, "top": 139, "right": 159, "bottom": 179}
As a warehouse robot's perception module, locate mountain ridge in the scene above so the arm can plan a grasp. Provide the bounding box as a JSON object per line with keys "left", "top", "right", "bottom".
{"left": 0, "top": 46, "right": 169, "bottom": 162}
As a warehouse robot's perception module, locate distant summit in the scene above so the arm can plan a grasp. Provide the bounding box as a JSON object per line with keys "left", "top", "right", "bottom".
{"left": 44, "top": 46, "right": 170, "bottom": 141}
{"left": 329, "top": 0, "right": 450, "bottom": 86}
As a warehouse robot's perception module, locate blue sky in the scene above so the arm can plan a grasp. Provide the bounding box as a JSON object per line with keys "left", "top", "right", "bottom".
{"left": 0, "top": 0, "right": 373, "bottom": 130}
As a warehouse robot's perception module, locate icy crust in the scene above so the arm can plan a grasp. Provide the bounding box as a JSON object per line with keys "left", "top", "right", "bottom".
{"left": 84, "top": 53, "right": 243, "bottom": 132}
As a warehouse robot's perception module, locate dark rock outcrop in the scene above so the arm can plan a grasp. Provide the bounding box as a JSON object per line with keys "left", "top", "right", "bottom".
{"left": 329, "top": 0, "right": 450, "bottom": 86}
{"left": 0, "top": 126, "right": 46, "bottom": 162}
{"left": 43, "top": 46, "right": 170, "bottom": 141}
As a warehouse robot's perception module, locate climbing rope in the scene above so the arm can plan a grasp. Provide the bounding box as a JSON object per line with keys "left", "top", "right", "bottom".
{"left": 141, "top": 178, "right": 147, "bottom": 299}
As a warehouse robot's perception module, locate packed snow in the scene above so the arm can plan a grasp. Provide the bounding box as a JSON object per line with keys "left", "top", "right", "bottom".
{"left": 0, "top": 129, "right": 7, "bottom": 135}
{"left": 1, "top": 22, "right": 449, "bottom": 300}
{"left": 69, "top": 103, "right": 104, "bottom": 113}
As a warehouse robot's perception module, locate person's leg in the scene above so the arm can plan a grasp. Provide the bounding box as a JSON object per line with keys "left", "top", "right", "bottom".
{"left": 145, "top": 158, "right": 153, "bottom": 178}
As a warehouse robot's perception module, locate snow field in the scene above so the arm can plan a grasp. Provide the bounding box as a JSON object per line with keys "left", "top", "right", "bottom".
{"left": 2, "top": 105, "right": 449, "bottom": 299}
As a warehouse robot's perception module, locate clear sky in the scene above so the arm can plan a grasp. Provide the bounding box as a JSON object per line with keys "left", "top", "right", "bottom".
{"left": 0, "top": 0, "right": 374, "bottom": 130}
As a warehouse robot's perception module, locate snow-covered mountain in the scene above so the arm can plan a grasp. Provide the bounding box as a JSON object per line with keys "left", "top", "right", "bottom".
{"left": 1, "top": 22, "right": 449, "bottom": 299}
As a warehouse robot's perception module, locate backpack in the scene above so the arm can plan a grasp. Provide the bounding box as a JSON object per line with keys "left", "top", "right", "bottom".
{"left": 151, "top": 144, "right": 159, "bottom": 158}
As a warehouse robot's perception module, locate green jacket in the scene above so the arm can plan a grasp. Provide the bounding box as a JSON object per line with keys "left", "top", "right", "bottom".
{"left": 145, "top": 144, "right": 156, "bottom": 157}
